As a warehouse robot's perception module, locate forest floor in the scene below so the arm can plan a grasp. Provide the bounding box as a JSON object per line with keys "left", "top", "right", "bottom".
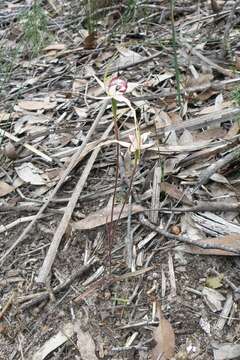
{"left": 1, "top": 1, "right": 240, "bottom": 359}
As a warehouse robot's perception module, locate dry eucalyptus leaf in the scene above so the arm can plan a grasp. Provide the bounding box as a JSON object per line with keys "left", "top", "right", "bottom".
{"left": 14, "top": 114, "right": 50, "bottom": 135}
{"left": 197, "top": 100, "right": 232, "bottom": 115}
{"left": 73, "top": 203, "right": 144, "bottom": 230}
{"left": 151, "top": 304, "right": 175, "bottom": 360}
{"left": 0, "top": 180, "right": 15, "bottom": 197}
{"left": 212, "top": 342, "right": 240, "bottom": 360}
{"left": 18, "top": 100, "right": 57, "bottom": 111}
{"left": 161, "top": 182, "right": 193, "bottom": 206}
{"left": 74, "top": 107, "right": 88, "bottom": 120}
{"left": 113, "top": 45, "right": 145, "bottom": 68}
{"left": 74, "top": 320, "right": 98, "bottom": 360}
{"left": 0, "top": 112, "right": 11, "bottom": 122}
{"left": 210, "top": 173, "right": 229, "bottom": 185}
{"left": 144, "top": 72, "right": 174, "bottom": 87}
{"left": 15, "top": 163, "right": 46, "bottom": 185}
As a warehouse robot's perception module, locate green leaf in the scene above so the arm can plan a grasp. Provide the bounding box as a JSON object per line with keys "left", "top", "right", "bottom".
{"left": 206, "top": 274, "right": 223, "bottom": 289}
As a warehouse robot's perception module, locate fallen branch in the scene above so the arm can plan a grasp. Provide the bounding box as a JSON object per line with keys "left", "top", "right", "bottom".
{"left": 0, "top": 214, "right": 49, "bottom": 234}
{"left": 154, "top": 201, "right": 240, "bottom": 213}
{"left": 0, "top": 98, "right": 110, "bottom": 265}
{"left": 36, "top": 121, "right": 114, "bottom": 283}
{"left": 20, "top": 262, "right": 94, "bottom": 311}
{"left": 193, "top": 145, "right": 240, "bottom": 192}
{"left": 139, "top": 214, "right": 240, "bottom": 255}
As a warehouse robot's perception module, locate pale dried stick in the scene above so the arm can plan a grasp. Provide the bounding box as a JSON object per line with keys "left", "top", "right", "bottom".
{"left": 0, "top": 98, "right": 110, "bottom": 265}
{"left": 150, "top": 164, "right": 162, "bottom": 223}
{"left": 0, "top": 128, "right": 52, "bottom": 163}
{"left": 36, "top": 121, "right": 113, "bottom": 283}
{"left": 193, "top": 145, "right": 240, "bottom": 192}
{"left": 0, "top": 215, "right": 47, "bottom": 234}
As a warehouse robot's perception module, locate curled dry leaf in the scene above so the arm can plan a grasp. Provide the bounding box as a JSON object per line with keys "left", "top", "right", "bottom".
{"left": 113, "top": 45, "right": 145, "bottom": 69}
{"left": 202, "top": 287, "right": 225, "bottom": 312}
{"left": 151, "top": 303, "right": 175, "bottom": 360}
{"left": 83, "top": 32, "right": 97, "bottom": 50}
{"left": 3, "top": 142, "right": 18, "bottom": 160}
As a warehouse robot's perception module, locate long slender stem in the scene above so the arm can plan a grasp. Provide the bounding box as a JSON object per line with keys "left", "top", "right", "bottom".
{"left": 108, "top": 98, "right": 120, "bottom": 273}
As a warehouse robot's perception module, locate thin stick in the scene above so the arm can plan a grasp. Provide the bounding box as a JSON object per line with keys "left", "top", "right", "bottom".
{"left": 0, "top": 215, "right": 49, "bottom": 234}
{"left": 139, "top": 214, "right": 240, "bottom": 255}
{"left": 0, "top": 128, "right": 52, "bottom": 163}
{"left": 84, "top": 51, "right": 162, "bottom": 78}
{"left": 36, "top": 121, "right": 113, "bottom": 283}
{"left": 0, "top": 292, "right": 15, "bottom": 320}
{"left": 153, "top": 202, "right": 240, "bottom": 213}
{"left": 0, "top": 98, "right": 110, "bottom": 265}
{"left": 193, "top": 145, "right": 240, "bottom": 193}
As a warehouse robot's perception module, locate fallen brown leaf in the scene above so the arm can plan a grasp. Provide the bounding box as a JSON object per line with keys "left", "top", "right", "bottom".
{"left": 151, "top": 303, "right": 175, "bottom": 360}
{"left": 73, "top": 203, "right": 144, "bottom": 230}
{"left": 161, "top": 182, "right": 193, "bottom": 206}
{"left": 83, "top": 32, "right": 97, "bottom": 49}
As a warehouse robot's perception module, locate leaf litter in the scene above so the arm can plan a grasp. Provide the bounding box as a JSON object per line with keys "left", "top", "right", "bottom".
{"left": 1, "top": 1, "right": 240, "bottom": 359}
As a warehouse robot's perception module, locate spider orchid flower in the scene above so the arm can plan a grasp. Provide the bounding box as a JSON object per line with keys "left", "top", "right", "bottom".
{"left": 128, "top": 132, "right": 152, "bottom": 152}
{"left": 108, "top": 76, "right": 128, "bottom": 96}
{"left": 93, "top": 73, "right": 141, "bottom": 161}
